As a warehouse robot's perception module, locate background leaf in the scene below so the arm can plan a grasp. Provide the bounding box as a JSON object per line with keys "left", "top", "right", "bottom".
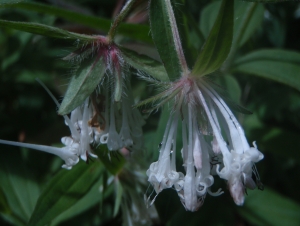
{"left": 234, "top": 2, "right": 264, "bottom": 47}
{"left": 200, "top": 1, "right": 264, "bottom": 47}
{"left": 0, "top": 2, "right": 152, "bottom": 43}
{"left": 0, "top": 19, "right": 96, "bottom": 41}
{"left": 28, "top": 161, "right": 103, "bottom": 226}
{"left": 192, "top": 0, "right": 233, "bottom": 76}
{"left": 239, "top": 188, "right": 300, "bottom": 226}
{"left": 212, "top": 74, "right": 242, "bottom": 104}
{"left": 0, "top": 0, "right": 23, "bottom": 4}
{"left": 233, "top": 49, "right": 300, "bottom": 91}
{"left": 0, "top": 151, "right": 40, "bottom": 225}
{"left": 242, "top": 0, "right": 296, "bottom": 2}
{"left": 199, "top": 1, "right": 222, "bottom": 40}
{"left": 1, "top": 0, "right": 300, "bottom": 225}
{"left": 0, "top": 0, "right": 24, "bottom": 4}
{"left": 51, "top": 174, "right": 112, "bottom": 226}
{"left": 95, "top": 146, "right": 126, "bottom": 176}
{"left": 113, "top": 178, "right": 123, "bottom": 217}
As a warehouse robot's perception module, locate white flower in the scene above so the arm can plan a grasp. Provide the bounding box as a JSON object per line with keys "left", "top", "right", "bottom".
{"left": 99, "top": 79, "right": 145, "bottom": 151}
{"left": 65, "top": 38, "right": 145, "bottom": 152}
{"left": 178, "top": 103, "right": 223, "bottom": 211}
{"left": 65, "top": 98, "right": 98, "bottom": 161}
{"left": 146, "top": 109, "right": 180, "bottom": 196}
{"left": 144, "top": 75, "right": 263, "bottom": 210}
{"left": 0, "top": 97, "right": 101, "bottom": 170}
{"left": 197, "top": 82, "right": 264, "bottom": 205}
{"left": 146, "top": 84, "right": 223, "bottom": 211}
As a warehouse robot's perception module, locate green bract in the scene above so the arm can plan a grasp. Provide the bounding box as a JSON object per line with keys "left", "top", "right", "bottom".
{"left": 58, "top": 56, "right": 105, "bottom": 115}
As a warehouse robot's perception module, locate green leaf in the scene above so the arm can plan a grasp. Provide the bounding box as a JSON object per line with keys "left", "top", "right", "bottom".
{"left": 211, "top": 74, "right": 251, "bottom": 114}
{"left": 120, "top": 47, "right": 169, "bottom": 82}
{"left": 192, "top": 0, "right": 234, "bottom": 76}
{"left": 1, "top": 2, "right": 152, "bottom": 43}
{"left": 241, "top": 0, "right": 295, "bottom": 2}
{"left": 0, "top": 187, "right": 10, "bottom": 213}
{"left": 113, "top": 178, "right": 123, "bottom": 217}
{"left": 234, "top": 49, "right": 300, "bottom": 65}
{"left": 149, "top": 0, "right": 183, "bottom": 80}
{"left": 233, "top": 49, "right": 300, "bottom": 91}
{"left": 212, "top": 74, "right": 241, "bottom": 104}
{"left": 239, "top": 188, "right": 300, "bottom": 226}
{"left": 0, "top": 19, "right": 96, "bottom": 41}
{"left": 0, "top": 213, "right": 26, "bottom": 226}
{"left": 58, "top": 56, "right": 106, "bottom": 115}
{"left": 234, "top": 2, "right": 264, "bottom": 47}
{"left": 0, "top": 151, "right": 40, "bottom": 225}
{"left": 0, "top": 0, "right": 24, "bottom": 4}
{"left": 199, "top": 1, "right": 222, "bottom": 40}
{"left": 51, "top": 174, "right": 111, "bottom": 226}
{"left": 95, "top": 146, "right": 126, "bottom": 176}
{"left": 200, "top": 1, "right": 264, "bottom": 47}
{"left": 28, "top": 161, "right": 103, "bottom": 226}
{"left": 208, "top": 77, "right": 252, "bottom": 115}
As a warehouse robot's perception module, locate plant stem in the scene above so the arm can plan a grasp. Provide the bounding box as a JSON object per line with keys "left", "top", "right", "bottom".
{"left": 107, "top": 0, "right": 137, "bottom": 42}
{"left": 165, "top": 0, "right": 190, "bottom": 75}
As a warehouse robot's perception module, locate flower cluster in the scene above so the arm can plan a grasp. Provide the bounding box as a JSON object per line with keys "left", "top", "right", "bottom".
{"left": 0, "top": 38, "right": 144, "bottom": 169}
{"left": 146, "top": 76, "right": 264, "bottom": 211}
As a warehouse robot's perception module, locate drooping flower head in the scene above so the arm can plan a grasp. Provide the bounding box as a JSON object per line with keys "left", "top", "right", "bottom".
{"left": 143, "top": 72, "right": 264, "bottom": 210}
{"left": 142, "top": 0, "right": 264, "bottom": 211}
{"left": 63, "top": 35, "right": 145, "bottom": 152}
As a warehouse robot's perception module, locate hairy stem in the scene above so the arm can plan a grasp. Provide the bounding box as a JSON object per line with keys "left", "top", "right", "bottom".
{"left": 165, "top": 0, "right": 189, "bottom": 75}
{"left": 107, "top": 0, "right": 137, "bottom": 42}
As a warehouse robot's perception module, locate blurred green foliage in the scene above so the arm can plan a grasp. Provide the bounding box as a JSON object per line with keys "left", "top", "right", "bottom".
{"left": 0, "top": 0, "right": 300, "bottom": 225}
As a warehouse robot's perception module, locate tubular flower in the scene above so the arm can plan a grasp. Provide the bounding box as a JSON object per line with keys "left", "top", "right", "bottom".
{"left": 97, "top": 78, "right": 145, "bottom": 152}
{"left": 145, "top": 76, "right": 263, "bottom": 211}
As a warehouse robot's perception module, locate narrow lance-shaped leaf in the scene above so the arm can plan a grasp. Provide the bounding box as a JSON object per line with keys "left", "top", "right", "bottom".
{"left": 239, "top": 188, "right": 300, "bottom": 226}
{"left": 0, "top": 0, "right": 24, "bottom": 3}
{"left": 113, "top": 178, "right": 123, "bottom": 217}
{"left": 0, "top": 19, "right": 96, "bottom": 41}
{"left": 0, "top": 151, "right": 40, "bottom": 225}
{"left": 94, "top": 146, "right": 126, "bottom": 176}
{"left": 28, "top": 161, "right": 103, "bottom": 226}
{"left": 233, "top": 49, "right": 300, "bottom": 91}
{"left": 234, "top": 2, "right": 264, "bottom": 47}
{"left": 0, "top": 2, "right": 152, "bottom": 43}
{"left": 120, "top": 47, "right": 169, "bottom": 82}
{"left": 242, "top": 0, "right": 295, "bottom": 2}
{"left": 58, "top": 56, "right": 106, "bottom": 115}
{"left": 149, "top": 0, "right": 185, "bottom": 80}
{"left": 192, "top": 0, "right": 234, "bottom": 76}
{"left": 51, "top": 174, "right": 112, "bottom": 225}
{"left": 200, "top": 1, "right": 263, "bottom": 47}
